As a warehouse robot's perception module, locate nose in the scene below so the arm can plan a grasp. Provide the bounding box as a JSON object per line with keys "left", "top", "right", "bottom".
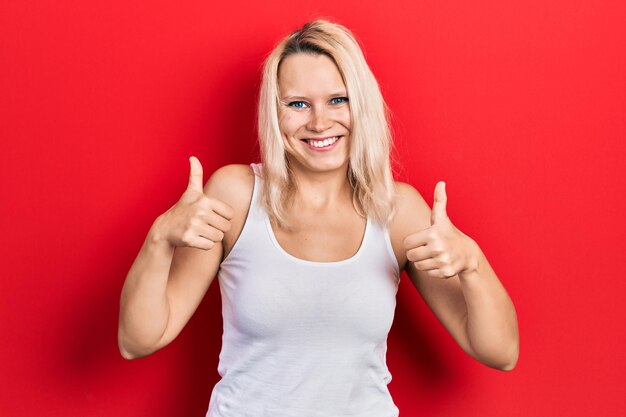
{"left": 306, "top": 106, "right": 332, "bottom": 133}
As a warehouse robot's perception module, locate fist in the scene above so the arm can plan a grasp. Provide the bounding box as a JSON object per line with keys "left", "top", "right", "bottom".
{"left": 403, "top": 181, "right": 476, "bottom": 279}
{"left": 156, "top": 156, "right": 235, "bottom": 250}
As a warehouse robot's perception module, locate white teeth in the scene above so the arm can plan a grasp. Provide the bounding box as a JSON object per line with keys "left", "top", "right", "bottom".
{"left": 309, "top": 136, "right": 339, "bottom": 148}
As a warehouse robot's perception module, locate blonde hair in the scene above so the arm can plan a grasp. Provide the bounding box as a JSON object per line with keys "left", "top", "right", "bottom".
{"left": 257, "top": 19, "right": 396, "bottom": 229}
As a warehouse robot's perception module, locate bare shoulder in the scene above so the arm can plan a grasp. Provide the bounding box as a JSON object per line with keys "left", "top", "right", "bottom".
{"left": 203, "top": 163, "right": 254, "bottom": 211}
{"left": 203, "top": 164, "right": 255, "bottom": 257}
{"left": 390, "top": 181, "right": 431, "bottom": 237}
{"left": 388, "top": 181, "right": 432, "bottom": 270}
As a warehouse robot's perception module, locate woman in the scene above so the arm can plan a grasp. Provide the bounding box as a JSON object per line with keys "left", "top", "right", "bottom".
{"left": 118, "top": 20, "right": 519, "bottom": 416}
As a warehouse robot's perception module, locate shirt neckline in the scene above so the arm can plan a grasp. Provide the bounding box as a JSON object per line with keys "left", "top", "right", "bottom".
{"left": 264, "top": 214, "right": 370, "bottom": 267}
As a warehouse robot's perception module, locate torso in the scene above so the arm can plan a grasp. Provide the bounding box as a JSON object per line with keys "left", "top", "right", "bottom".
{"left": 270, "top": 204, "right": 367, "bottom": 263}
{"left": 220, "top": 164, "right": 411, "bottom": 271}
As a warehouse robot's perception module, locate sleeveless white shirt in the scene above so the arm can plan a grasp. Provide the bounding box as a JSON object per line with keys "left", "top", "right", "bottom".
{"left": 206, "top": 163, "right": 401, "bottom": 417}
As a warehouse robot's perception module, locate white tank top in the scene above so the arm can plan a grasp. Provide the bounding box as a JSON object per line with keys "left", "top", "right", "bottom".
{"left": 206, "top": 163, "right": 401, "bottom": 417}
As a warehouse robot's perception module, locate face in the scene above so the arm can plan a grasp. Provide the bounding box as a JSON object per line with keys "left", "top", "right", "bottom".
{"left": 277, "top": 53, "right": 351, "bottom": 174}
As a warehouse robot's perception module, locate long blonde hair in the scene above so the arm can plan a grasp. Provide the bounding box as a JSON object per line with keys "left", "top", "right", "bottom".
{"left": 257, "top": 19, "right": 396, "bottom": 229}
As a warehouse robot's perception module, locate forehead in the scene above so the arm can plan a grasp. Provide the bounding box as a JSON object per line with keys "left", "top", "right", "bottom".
{"left": 277, "top": 53, "right": 346, "bottom": 96}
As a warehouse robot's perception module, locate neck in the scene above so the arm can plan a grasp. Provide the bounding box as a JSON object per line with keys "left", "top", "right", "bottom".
{"left": 287, "top": 161, "right": 353, "bottom": 211}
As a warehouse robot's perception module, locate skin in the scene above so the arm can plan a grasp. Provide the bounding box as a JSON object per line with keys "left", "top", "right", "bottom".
{"left": 119, "top": 53, "right": 519, "bottom": 371}
{"left": 271, "top": 53, "right": 363, "bottom": 262}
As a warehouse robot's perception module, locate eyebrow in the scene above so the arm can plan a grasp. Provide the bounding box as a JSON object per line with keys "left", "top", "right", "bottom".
{"left": 281, "top": 92, "right": 348, "bottom": 100}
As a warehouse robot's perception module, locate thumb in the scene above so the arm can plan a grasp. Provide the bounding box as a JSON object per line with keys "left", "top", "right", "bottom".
{"left": 187, "top": 156, "right": 204, "bottom": 193}
{"left": 430, "top": 181, "right": 448, "bottom": 225}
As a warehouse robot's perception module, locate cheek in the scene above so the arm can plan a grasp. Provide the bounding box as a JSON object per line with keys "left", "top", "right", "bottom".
{"left": 339, "top": 108, "right": 352, "bottom": 129}
{"left": 278, "top": 113, "right": 298, "bottom": 136}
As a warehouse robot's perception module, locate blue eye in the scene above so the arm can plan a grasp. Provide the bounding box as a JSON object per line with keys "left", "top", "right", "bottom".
{"left": 330, "top": 97, "right": 349, "bottom": 105}
{"left": 288, "top": 101, "right": 307, "bottom": 109}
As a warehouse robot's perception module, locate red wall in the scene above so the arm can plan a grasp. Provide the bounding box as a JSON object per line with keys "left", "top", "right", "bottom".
{"left": 2, "top": 1, "right": 625, "bottom": 416}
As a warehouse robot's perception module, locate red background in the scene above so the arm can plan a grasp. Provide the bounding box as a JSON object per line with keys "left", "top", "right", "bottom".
{"left": 1, "top": 1, "right": 625, "bottom": 416}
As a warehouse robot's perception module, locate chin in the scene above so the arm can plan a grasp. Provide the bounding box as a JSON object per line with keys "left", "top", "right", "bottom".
{"left": 287, "top": 155, "right": 348, "bottom": 174}
{"left": 306, "top": 159, "right": 349, "bottom": 173}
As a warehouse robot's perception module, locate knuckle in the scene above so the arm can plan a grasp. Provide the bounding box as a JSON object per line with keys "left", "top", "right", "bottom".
{"left": 441, "top": 267, "right": 455, "bottom": 278}
{"left": 192, "top": 215, "right": 202, "bottom": 227}
{"left": 181, "top": 230, "right": 193, "bottom": 245}
{"left": 198, "top": 197, "right": 212, "bottom": 210}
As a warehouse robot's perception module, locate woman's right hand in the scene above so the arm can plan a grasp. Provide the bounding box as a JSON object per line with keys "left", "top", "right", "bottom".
{"left": 154, "top": 156, "right": 235, "bottom": 250}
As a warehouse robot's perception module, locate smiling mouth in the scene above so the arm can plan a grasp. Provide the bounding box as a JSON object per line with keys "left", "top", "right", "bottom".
{"left": 301, "top": 136, "right": 342, "bottom": 149}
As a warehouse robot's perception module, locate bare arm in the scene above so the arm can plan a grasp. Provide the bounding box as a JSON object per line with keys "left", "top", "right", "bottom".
{"left": 117, "top": 158, "right": 242, "bottom": 359}
{"left": 390, "top": 181, "right": 519, "bottom": 371}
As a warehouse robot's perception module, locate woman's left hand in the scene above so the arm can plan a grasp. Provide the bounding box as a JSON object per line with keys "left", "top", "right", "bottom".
{"left": 403, "top": 181, "right": 478, "bottom": 279}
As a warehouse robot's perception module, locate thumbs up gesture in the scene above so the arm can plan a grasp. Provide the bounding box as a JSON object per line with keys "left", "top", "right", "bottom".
{"left": 404, "top": 181, "right": 477, "bottom": 279}
{"left": 155, "top": 156, "right": 235, "bottom": 250}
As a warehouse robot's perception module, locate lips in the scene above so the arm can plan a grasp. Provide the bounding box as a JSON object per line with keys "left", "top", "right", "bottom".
{"left": 301, "top": 136, "right": 342, "bottom": 150}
